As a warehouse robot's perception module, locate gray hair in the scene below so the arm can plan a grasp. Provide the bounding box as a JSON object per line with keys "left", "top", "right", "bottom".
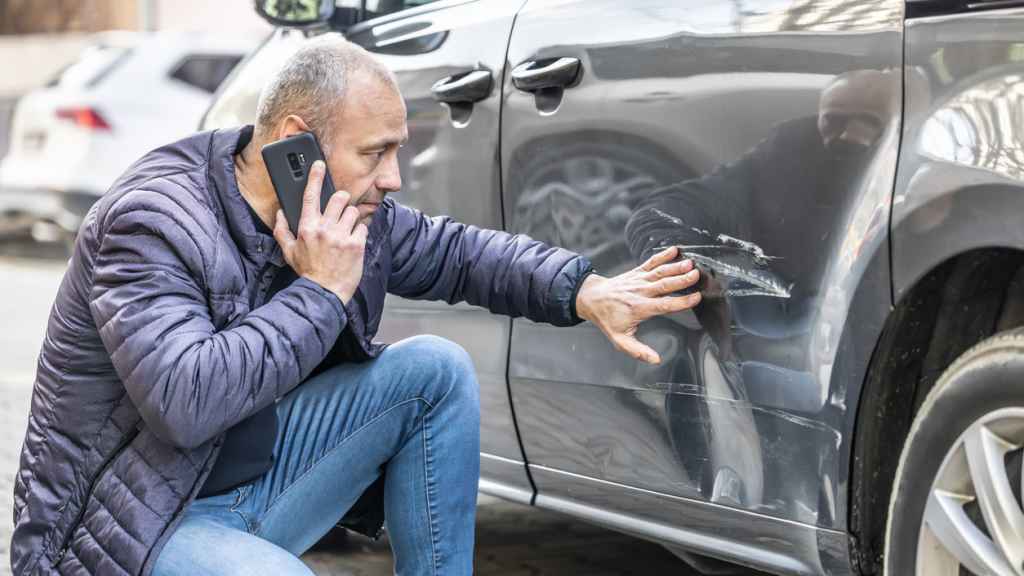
{"left": 255, "top": 34, "right": 396, "bottom": 149}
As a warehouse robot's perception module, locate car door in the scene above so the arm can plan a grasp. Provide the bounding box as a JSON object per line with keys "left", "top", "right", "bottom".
{"left": 346, "top": 0, "right": 536, "bottom": 502}
{"left": 501, "top": 0, "right": 903, "bottom": 544}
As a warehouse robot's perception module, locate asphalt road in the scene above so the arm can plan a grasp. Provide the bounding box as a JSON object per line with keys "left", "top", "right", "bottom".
{"left": 0, "top": 239, "right": 766, "bottom": 576}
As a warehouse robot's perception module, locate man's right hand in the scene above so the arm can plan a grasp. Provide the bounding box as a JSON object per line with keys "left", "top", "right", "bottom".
{"left": 273, "top": 160, "right": 367, "bottom": 304}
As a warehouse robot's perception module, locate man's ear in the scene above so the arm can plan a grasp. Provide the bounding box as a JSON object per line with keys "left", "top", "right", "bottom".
{"left": 278, "top": 114, "right": 312, "bottom": 140}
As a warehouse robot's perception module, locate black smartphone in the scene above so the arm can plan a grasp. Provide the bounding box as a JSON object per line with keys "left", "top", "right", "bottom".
{"left": 260, "top": 132, "right": 336, "bottom": 235}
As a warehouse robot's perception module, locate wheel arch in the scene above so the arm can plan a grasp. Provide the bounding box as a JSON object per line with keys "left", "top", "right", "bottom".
{"left": 846, "top": 244, "right": 1024, "bottom": 574}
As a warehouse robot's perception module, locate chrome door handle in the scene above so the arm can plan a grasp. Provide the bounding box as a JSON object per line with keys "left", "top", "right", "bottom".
{"left": 511, "top": 57, "right": 581, "bottom": 92}
{"left": 430, "top": 69, "right": 493, "bottom": 104}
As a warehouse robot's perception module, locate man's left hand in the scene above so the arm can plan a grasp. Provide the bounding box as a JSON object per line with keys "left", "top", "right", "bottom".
{"left": 575, "top": 246, "right": 702, "bottom": 364}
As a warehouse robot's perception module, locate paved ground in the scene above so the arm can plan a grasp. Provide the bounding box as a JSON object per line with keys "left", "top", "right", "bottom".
{"left": 0, "top": 239, "right": 765, "bottom": 575}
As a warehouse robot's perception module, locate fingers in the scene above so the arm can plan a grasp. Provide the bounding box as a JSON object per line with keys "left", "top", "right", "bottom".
{"left": 322, "top": 190, "right": 351, "bottom": 223}
{"left": 643, "top": 292, "right": 703, "bottom": 317}
{"left": 300, "top": 160, "right": 326, "bottom": 224}
{"left": 645, "top": 258, "right": 694, "bottom": 281}
{"left": 352, "top": 221, "right": 369, "bottom": 242}
{"left": 612, "top": 334, "right": 661, "bottom": 365}
{"left": 338, "top": 205, "right": 361, "bottom": 234}
{"left": 639, "top": 246, "right": 679, "bottom": 272}
{"left": 273, "top": 209, "right": 295, "bottom": 254}
{"left": 647, "top": 267, "right": 700, "bottom": 296}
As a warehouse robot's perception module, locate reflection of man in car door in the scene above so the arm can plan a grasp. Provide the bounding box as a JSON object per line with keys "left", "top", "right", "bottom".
{"left": 627, "top": 69, "right": 897, "bottom": 298}
{"left": 627, "top": 69, "right": 898, "bottom": 359}
{"left": 624, "top": 69, "right": 897, "bottom": 511}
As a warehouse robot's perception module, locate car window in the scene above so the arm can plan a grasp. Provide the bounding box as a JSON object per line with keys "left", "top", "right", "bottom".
{"left": 336, "top": 0, "right": 441, "bottom": 21}
{"left": 200, "top": 29, "right": 309, "bottom": 131}
{"left": 170, "top": 55, "right": 244, "bottom": 94}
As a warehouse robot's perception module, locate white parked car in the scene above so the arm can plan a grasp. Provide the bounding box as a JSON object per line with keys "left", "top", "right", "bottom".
{"left": 0, "top": 31, "right": 258, "bottom": 239}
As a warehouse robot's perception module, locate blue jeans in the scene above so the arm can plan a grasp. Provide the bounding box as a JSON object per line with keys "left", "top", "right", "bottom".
{"left": 152, "top": 335, "right": 481, "bottom": 576}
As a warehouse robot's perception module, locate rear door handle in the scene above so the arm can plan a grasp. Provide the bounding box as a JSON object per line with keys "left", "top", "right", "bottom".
{"left": 511, "top": 57, "right": 581, "bottom": 92}
{"left": 431, "top": 69, "right": 493, "bottom": 104}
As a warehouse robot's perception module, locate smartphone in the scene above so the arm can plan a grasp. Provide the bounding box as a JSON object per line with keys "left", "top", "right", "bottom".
{"left": 261, "top": 132, "right": 336, "bottom": 235}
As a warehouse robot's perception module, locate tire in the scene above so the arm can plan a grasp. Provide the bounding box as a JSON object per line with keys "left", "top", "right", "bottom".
{"left": 884, "top": 327, "right": 1024, "bottom": 576}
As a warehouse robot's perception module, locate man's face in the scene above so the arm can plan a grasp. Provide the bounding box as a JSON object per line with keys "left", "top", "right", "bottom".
{"left": 321, "top": 73, "right": 408, "bottom": 226}
{"left": 817, "top": 70, "right": 894, "bottom": 159}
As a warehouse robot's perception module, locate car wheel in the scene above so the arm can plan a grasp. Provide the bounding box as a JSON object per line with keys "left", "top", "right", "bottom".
{"left": 884, "top": 327, "right": 1024, "bottom": 576}
{"left": 507, "top": 133, "right": 690, "bottom": 273}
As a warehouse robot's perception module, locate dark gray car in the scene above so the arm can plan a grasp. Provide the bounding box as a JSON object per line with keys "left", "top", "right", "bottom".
{"left": 202, "top": 1, "right": 1024, "bottom": 574}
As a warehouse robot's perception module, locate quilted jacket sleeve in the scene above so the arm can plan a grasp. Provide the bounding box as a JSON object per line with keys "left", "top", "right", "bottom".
{"left": 89, "top": 190, "right": 347, "bottom": 449}
{"left": 386, "top": 199, "right": 593, "bottom": 327}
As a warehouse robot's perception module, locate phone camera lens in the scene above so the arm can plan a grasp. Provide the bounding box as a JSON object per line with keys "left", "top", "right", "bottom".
{"left": 287, "top": 153, "right": 301, "bottom": 172}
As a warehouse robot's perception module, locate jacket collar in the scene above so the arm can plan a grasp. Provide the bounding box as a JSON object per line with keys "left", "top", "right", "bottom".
{"left": 207, "top": 124, "right": 285, "bottom": 267}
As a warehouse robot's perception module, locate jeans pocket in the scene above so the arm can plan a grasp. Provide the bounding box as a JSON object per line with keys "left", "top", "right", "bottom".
{"left": 230, "top": 483, "right": 257, "bottom": 533}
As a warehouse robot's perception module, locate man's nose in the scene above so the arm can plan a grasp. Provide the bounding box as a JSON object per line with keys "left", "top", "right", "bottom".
{"left": 377, "top": 154, "right": 402, "bottom": 193}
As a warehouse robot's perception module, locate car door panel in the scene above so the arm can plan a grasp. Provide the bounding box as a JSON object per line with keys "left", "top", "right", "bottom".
{"left": 502, "top": 0, "right": 903, "bottom": 530}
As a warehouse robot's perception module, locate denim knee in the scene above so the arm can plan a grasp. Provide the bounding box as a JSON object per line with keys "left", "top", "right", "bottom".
{"left": 392, "top": 335, "right": 478, "bottom": 413}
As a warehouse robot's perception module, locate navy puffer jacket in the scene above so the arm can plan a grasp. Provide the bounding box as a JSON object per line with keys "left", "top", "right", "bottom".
{"left": 10, "top": 126, "right": 592, "bottom": 575}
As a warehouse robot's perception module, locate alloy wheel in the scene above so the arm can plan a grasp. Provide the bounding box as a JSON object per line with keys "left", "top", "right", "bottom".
{"left": 916, "top": 407, "right": 1024, "bottom": 576}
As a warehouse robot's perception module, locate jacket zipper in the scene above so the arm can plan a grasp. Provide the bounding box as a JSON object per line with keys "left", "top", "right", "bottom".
{"left": 55, "top": 427, "right": 141, "bottom": 563}
{"left": 139, "top": 437, "right": 224, "bottom": 576}
{"left": 249, "top": 259, "right": 274, "bottom": 308}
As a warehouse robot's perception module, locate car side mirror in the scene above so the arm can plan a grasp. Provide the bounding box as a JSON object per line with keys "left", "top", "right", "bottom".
{"left": 255, "top": 0, "right": 335, "bottom": 27}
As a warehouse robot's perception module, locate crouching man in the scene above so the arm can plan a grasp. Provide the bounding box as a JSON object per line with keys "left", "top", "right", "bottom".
{"left": 10, "top": 36, "right": 702, "bottom": 576}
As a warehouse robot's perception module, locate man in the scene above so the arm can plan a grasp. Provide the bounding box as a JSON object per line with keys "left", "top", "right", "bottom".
{"left": 10, "top": 36, "right": 702, "bottom": 576}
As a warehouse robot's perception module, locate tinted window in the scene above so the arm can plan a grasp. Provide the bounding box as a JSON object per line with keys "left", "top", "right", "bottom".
{"left": 170, "top": 55, "right": 244, "bottom": 94}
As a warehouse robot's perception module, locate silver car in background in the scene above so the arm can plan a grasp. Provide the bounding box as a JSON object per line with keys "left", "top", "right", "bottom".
{"left": 0, "top": 31, "right": 255, "bottom": 241}
{"left": 204, "top": 1, "right": 1024, "bottom": 574}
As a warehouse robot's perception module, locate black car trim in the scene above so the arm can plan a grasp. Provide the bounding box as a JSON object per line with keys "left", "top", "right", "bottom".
{"left": 907, "top": 0, "right": 1024, "bottom": 18}
{"left": 339, "top": 0, "right": 478, "bottom": 36}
